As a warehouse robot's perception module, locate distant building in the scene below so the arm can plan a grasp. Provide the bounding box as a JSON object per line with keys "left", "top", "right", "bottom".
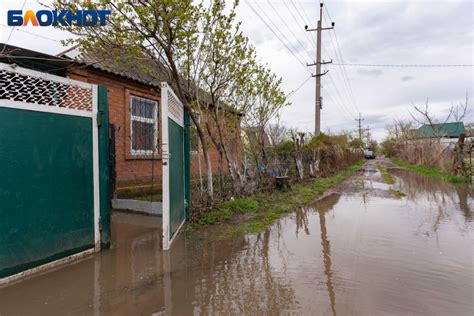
{"left": 415, "top": 122, "right": 465, "bottom": 139}
{"left": 464, "top": 122, "right": 474, "bottom": 137}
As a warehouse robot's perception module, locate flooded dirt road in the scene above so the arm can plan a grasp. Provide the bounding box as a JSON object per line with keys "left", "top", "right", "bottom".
{"left": 1, "top": 158, "right": 473, "bottom": 315}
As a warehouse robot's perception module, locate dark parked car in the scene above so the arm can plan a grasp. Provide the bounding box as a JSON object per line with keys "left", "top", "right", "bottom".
{"left": 364, "top": 149, "right": 376, "bottom": 159}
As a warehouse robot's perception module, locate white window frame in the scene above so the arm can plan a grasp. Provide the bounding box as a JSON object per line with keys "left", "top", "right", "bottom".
{"left": 130, "top": 95, "right": 159, "bottom": 156}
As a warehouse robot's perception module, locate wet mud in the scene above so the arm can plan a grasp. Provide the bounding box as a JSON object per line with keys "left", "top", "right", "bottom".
{"left": 1, "top": 158, "right": 472, "bottom": 315}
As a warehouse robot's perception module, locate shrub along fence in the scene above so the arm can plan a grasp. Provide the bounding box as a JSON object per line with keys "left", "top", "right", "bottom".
{"left": 389, "top": 137, "right": 473, "bottom": 180}
{"left": 189, "top": 134, "right": 363, "bottom": 216}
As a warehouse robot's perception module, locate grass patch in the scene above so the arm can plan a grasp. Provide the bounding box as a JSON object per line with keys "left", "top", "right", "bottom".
{"left": 390, "top": 158, "right": 470, "bottom": 184}
{"left": 193, "top": 159, "right": 366, "bottom": 238}
{"left": 376, "top": 163, "right": 395, "bottom": 184}
{"left": 390, "top": 189, "right": 406, "bottom": 198}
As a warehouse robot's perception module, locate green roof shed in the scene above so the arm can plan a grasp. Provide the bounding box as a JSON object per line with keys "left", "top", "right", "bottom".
{"left": 416, "top": 122, "right": 465, "bottom": 138}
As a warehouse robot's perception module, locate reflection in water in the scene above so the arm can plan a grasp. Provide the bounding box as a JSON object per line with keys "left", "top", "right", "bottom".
{"left": 0, "top": 213, "right": 297, "bottom": 315}
{"left": 0, "top": 166, "right": 473, "bottom": 315}
{"left": 391, "top": 168, "right": 473, "bottom": 222}
{"left": 315, "top": 194, "right": 340, "bottom": 316}
{"left": 295, "top": 193, "right": 340, "bottom": 316}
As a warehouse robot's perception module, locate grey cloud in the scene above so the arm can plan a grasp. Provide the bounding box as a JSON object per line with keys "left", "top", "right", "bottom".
{"left": 357, "top": 69, "right": 383, "bottom": 77}
{"left": 402, "top": 76, "right": 413, "bottom": 82}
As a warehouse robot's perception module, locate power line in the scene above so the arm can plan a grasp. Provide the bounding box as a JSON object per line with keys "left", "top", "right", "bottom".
{"left": 295, "top": 0, "right": 312, "bottom": 26}
{"left": 266, "top": 0, "right": 313, "bottom": 61}
{"left": 245, "top": 0, "right": 311, "bottom": 73}
{"left": 282, "top": 0, "right": 316, "bottom": 51}
{"left": 323, "top": 86, "right": 356, "bottom": 122}
{"left": 322, "top": 25, "right": 358, "bottom": 116}
{"left": 0, "top": 24, "right": 63, "bottom": 44}
{"left": 1, "top": 0, "right": 27, "bottom": 54}
{"left": 323, "top": 6, "right": 360, "bottom": 114}
{"left": 286, "top": 75, "right": 313, "bottom": 99}
{"left": 0, "top": 53, "right": 72, "bottom": 62}
{"left": 330, "top": 63, "right": 474, "bottom": 68}
{"left": 325, "top": 71, "right": 358, "bottom": 118}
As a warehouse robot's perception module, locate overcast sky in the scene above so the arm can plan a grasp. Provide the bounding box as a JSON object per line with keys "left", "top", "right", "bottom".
{"left": 1, "top": 0, "right": 472, "bottom": 141}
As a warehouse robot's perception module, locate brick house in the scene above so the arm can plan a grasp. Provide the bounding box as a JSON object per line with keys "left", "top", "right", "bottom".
{"left": 61, "top": 48, "right": 243, "bottom": 193}
{"left": 1, "top": 44, "right": 242, "bottom": 196}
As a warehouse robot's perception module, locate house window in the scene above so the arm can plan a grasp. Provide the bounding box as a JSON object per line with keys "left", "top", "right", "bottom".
{"left": 130, "top": 96, "right": 159, "bottom": 155}
{"left": 190, "top": 112, "right": 201, "bottom": 154}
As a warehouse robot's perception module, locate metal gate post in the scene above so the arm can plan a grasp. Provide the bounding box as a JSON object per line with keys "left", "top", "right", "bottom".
{"left": 98, "top": 85, "right": 111, "bottom": 249}
{"left": 184, "top": 110, "right": 191, "bottom": 219}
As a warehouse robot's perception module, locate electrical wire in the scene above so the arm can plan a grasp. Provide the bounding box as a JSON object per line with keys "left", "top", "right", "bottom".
{"left": 1, "top": 0, "right": 27, "bottom": 55}
{"left": 325, "top": 71, "right": 358, "bottom": 118}
{"left": 245, "top": 0, "right": 311, "bottom": 73}
{"left": 322, "top": 17, "right": 359, "bottom": 116}
{"left": 295, "top": 0, "right": 312, "bottom": 27}
{"left": 0, "top": 24, "right": 64, "bottom": 44}
{"left": 282, "top": 0, "right": 316, "bottom": 51}
{"left": 286, "top": 75, "right": 312, "bottom": 98}
{"left": 266, "top": 0, "right": 313, "bottom": 61}
{"left": 330, "top": 63, "right": 474, "bottom": 68}
{"left": 323, "top": 6, "right": 360, "bottom": 114}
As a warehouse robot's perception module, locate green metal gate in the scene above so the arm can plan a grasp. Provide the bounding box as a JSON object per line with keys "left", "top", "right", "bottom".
{"left": 161, "top": 83, "right": 187, "bottom": 250}
{"left": 0, "top": 63, "right": 110, "bottom": 282}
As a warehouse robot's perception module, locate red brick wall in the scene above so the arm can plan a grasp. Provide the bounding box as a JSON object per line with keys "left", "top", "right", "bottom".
{"left": 190, "top": 109, "right": 243, "bottom": 178}
{"left": 67, "top": 66, "right": 242, "bottom": 188}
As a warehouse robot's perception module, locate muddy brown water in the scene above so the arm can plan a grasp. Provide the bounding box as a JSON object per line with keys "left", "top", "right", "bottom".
{"left": 1, "top": 160, "right": 473, "bottom": 315}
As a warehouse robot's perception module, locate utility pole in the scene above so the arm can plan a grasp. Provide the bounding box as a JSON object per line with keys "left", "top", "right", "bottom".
{"left": 364, "top": 125, "right": 371, "bottom": 147}
{"left": 306, "top": 2, "right": 334, "bottom": 136}
{"left": 355, "top": 112, "right": 364, "bottom": 142}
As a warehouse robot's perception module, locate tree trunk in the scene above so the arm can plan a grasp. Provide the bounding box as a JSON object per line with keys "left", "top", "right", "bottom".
{"left": 173, "top": 92, "right": 214, "bottom": 200}
{"left": 164, "top": 50, "right": 215, "bottom": 201}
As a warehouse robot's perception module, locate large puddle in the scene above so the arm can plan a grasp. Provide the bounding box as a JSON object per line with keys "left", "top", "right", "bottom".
{"left": 0, "top": 165, "right": 473, "bottom": 315}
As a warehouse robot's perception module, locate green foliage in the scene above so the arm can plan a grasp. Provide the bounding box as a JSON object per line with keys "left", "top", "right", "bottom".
{"left": 273, "top": 140, "right": 293, "bottom": 155}
{"left": 380, "top": 138, "right": 396, "bottom": 155}
{"left": 305, "top": 134, "right": 330, "bottom": 148}
{"left": 53, "top": 0, "right": 291, "bottom": 197}
{"left": 305, "top": 133, "right": 348, "bottom": 149}
{"left": 221, "top": 197, "right": 258, "bottom": 214}
{"left": 390, "top": 189, "right": 406, "bottom": 198}
{"left": 349, "top": 138, "right": 364, "bottom": 149}
{"left": 196, "top": 208, "right": 232, "bottom": 226}
{"left": 331, "top": 135, "right": 349, "bottom": 149}
{"left": 390, "top": 158, "right": 470, "bottom": 184}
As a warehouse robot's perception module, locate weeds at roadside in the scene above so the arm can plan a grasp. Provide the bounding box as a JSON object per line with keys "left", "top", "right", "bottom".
{"left": 390, "top": 158, "right": 470, "bottom": 184}
{"left": 376, "top": 163, "right": 395, "bottom": 185}
{"left": 191, "top": 160, "right": 366, "bottom": 239}
{"left": 390, "top": 189, "right": 406, "bottom": 198}
{"left": 377, "top": 162, "right": 408, "bottom": 198}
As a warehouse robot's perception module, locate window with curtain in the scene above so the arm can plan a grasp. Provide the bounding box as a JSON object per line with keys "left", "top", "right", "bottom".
{"left": 130, "top": 96, "right": 158, "bottom": 155}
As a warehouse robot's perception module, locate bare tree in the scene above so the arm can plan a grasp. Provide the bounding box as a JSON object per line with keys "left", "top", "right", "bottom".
{"left": 267, "top": 122, "right": 289, "bottom": 146}
{"left": 410, "top": 94, "right": 469, "bottom": 141}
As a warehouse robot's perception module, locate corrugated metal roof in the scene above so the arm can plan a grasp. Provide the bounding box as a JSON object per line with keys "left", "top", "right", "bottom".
{"left": 416, "top": 122, "right": 465, "bottom": 138}
{"left": 60, "top": 45, "right": 167, "bottom": 88}
{"left": 58, "top": 44, "right": 241, "bottom": 115}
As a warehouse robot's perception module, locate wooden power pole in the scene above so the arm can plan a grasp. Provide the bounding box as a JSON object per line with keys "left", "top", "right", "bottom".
{"left": 364, "top": 125, "right": 371, "bottom": 147}
{"left": 355, "top": 112, "right": 364, "bottom": 142}
{"left": 306, "top": 3, "right": 334, "bottom": 136}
